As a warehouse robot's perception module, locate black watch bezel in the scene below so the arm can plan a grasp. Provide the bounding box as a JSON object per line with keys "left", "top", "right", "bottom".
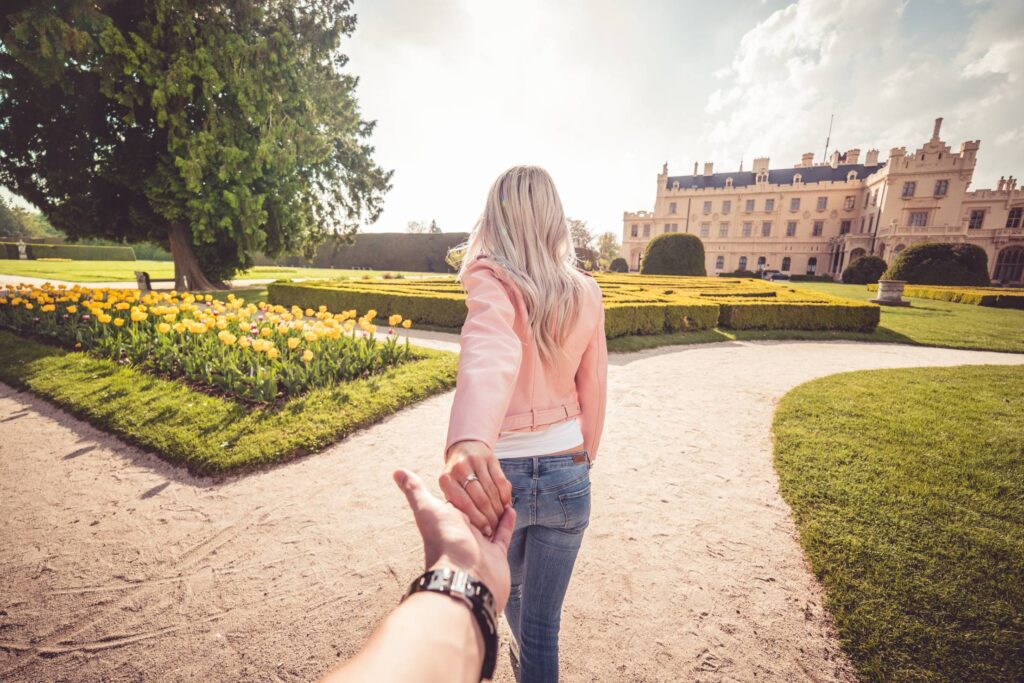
{"left": 403, "top": 567, "right": 498, "bottom": 681}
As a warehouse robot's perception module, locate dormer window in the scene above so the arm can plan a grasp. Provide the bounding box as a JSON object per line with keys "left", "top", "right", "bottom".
{"left": 725, "top": 177, "right": 734, "bottom": 188}
{"left": 793, "top": 173, "right": 802, "bottom": 184}
{"left": 847, "top": 170, "right": 858, "bottom": 181}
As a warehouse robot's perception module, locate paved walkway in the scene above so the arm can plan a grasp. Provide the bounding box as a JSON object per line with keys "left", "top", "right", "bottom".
{"left": 1, "top": 340, "right": 1021, "bottom": 682}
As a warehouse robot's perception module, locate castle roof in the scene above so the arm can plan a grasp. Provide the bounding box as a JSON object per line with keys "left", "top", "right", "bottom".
{"left": 664, "top": 162, "right": 885, "bottom": 190}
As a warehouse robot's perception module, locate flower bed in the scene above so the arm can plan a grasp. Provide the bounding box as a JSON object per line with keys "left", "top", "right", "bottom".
{"left": 268, "top": 273, "right": 879, "bottom": 334}
{"left": 866, "top": 283, "right": 1024, "bottom": 310}
{"left": 0, "top": 283, "right": 418, "bottom": 403}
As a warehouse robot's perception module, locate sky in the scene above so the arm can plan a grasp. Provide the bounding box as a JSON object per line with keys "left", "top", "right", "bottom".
{"left": 343, "top": 0, "right": 1024, "bottom": 237}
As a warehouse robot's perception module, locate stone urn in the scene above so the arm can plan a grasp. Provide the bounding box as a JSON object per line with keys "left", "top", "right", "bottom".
{"left": 870, "top": 279, "right": 911, "bottom": 307}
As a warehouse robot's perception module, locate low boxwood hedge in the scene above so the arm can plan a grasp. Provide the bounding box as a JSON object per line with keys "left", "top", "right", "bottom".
{"left": 269, "top": 281, "right": 469, "bottom": 327}
{"left": 866, "top": 283, "right": 1024, "bottom": 310}
{"left": 718, "top": 300, "right": 880, "bottom": 331}
{"left": 0, "top": 241, "right": 137, "bottom": 261}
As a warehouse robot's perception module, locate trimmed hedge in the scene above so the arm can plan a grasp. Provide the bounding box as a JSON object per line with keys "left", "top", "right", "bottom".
{"left": 866, "top": 283, "right": 1024, "bottom": 310}
{"left": 0, "top": 241, "right": 136, "bottom": 261}
{"left": 789, "top": 274, "right": 835, "bottom": 282}
{"left": 718, "top": 270, "right": 757, "bottom": 278}
{"left": 254, "top": 232, "right": 468, "bottom": 272}
{"left": 640, "top": 233, "right": 706, "bottom": 276}
{"left": 718, "top": 300, "right": 880, "bottom": 331}
{"left": 610, "top": 257, "right": 629, "bottom": 273}
{"left": 842, "top": 256, "right": 887, "bottom": 284}
{"left": 269, "top": 281, "right": 470, "bottom": 328}
{"left": 883, "top": 242, "right": 989, "bottom": 286}
{"left": 270, "top": 273, "right": 880, "bottom": 337}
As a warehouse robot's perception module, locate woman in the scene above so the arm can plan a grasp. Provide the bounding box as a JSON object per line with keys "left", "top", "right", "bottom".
{"left": 441, "top": 165, "right": 608, "bottom": 681}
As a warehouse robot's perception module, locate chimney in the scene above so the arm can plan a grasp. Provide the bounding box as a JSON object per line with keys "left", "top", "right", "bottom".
{"left": 829, "top": 149, "right": 841, "bottom": 168}
{"left": 693, "top": 161, "right": 699, "bottom": 175}
{"left": 703, "top": 162, "right": 714, "bottom": 176}
{"left": 865, "top": 149, "right": 879, "bottom": 165}
{"left": 932, "top": 116, "right": 943, "bottom": 141}
{"left": 845, "top": 148, "right": 861, "bottom": 164}
{"left": 800, "top": 152, "right": 814, "bottom": 167}
{"left": 752, "top": 157, "right": 770, "bottom": 173}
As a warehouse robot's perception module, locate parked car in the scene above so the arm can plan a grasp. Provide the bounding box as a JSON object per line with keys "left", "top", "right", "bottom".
{"left": 767, "top": 272, "right": 791, "bottom": 281}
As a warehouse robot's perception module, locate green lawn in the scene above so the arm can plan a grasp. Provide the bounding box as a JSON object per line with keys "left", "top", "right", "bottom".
{"left": 0, "top": 329, "right": 457, "bottom": 474}
{"left": 773, "top": 365, "right": 1024, "bottom": 682}
{"left": 0, "top": 258, "right": 423, "bottom": 283}
{"left": 607, "top": 281, "right": 1024, "bottom": 354}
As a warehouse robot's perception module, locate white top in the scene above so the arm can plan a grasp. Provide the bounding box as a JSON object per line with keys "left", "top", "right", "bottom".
{"left": 493, "top": 418, "right": 585, "bottom": 459}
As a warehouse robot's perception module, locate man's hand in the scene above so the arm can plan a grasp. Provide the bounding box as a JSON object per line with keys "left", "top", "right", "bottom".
{"left": 394, "top": 469, "right": 515, "bottom": 611}
{"left": 440, "top": 440, "right": 513, "bottom": 538}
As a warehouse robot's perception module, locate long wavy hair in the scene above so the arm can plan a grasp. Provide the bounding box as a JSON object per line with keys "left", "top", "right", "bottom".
{"left": 457, "top": 165, "right": 588, "bottom": 367}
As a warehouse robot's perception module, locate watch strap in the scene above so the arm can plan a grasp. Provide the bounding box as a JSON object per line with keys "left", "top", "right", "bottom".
{"left": 403, "top": 567, "right": 498, "bottom": 681}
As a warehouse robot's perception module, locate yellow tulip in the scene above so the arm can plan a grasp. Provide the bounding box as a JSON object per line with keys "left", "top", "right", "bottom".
{"left": 402, "top": 319, "right": 412, "bottom": 329}
{"left": 218, "top": 330, "right": 237, "bottom": 346}
{"left": 67, "top": 306, "right": 77, "bottom": 314}
{"left": 115, "top": 302, "right": 130, "bottom": 310}
{"left": 304, "top": 330, "right": 319, "bottom": 343}
{"left": 388, "top": 314, "right": 402, "bottom": 326}
{"left": 304, "top": 308, "right": 314, "bottom": 317}
{"left": 260, "top": 327, "right": 272, "bottom": 338}
{"left": 157, "top": 322, "right": 172, "bottom": 334}
{"left": 287, "top": 337, "right": 301, "bottom": 350}
{"left": 173, "top": 321, "right": 186, "bottom": 333}
{"left": 302, "top": 349, "right": 314, "bottom": 363}
{"left": 267, "top": 347, "right": 280, "bottom": 360}
{"left": 98, "top": 313, "right": 112, "bottom": 324}
{"left": 238, "top": 335, "right": 252, "bottom": 348}
{"left": 24, "top": 303, "right": 33, "bottom": 310}
{"left": 366, "top": 309, "right": 378, "bottom": 320}
{"left": 113, "top": 318, "right": 125, "bottom": 327}
{"left": 41, "top": 304, "right": 55, "bottom": 312}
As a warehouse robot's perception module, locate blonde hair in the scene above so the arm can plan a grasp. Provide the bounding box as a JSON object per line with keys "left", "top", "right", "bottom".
{"left": 458, "top": 165, "right": 588, "bottom": 367}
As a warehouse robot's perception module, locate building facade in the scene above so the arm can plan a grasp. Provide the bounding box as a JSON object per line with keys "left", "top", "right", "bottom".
{"left": 622, "top": 118, "right": 1024, "bottom": 284}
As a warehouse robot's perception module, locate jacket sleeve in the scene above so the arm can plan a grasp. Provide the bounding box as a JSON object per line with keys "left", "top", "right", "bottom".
{"left": 444, "top": 260, "right": 523, "bottom": 457}
{"left": 575, "top": 283, "right": 608, "bottom": 460}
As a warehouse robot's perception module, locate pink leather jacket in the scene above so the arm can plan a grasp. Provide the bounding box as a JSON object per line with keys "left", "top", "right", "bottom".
{"left": 445, "top": 255, "right": 608, "bottom": 459}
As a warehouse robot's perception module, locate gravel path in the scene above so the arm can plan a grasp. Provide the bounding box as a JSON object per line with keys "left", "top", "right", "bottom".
{"left": 1, "top": 340, "right": 1021, "bottom": 682}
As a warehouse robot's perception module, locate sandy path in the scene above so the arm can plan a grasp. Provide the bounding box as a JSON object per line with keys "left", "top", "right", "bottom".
{"left": 1, "top": 340, "right": 1021, "bottom": 682}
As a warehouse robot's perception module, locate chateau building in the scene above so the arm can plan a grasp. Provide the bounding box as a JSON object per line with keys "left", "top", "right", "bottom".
{"left": 621, "top": 118, "right": 1024, "bottom": 284}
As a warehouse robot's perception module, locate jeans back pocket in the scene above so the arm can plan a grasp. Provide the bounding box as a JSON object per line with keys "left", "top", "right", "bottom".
{"left": 558, "top": 482, "right": 591, "bottom": 532}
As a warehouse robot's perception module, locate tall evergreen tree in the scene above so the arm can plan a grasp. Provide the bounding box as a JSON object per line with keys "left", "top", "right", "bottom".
{"left": 0, "top": 0, "right": 391, "bottom": 289}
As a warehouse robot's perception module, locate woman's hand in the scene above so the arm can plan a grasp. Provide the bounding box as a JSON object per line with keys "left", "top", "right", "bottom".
{"left": 440, "top": 440, "right": 513, "bottom": 538}
{"left": 394, "top": 469, "right": 515, "bottom": 611}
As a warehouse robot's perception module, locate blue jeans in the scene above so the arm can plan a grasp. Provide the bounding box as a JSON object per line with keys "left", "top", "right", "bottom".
{"left": 499, "top": 450, "right": 592, "bottom": 683}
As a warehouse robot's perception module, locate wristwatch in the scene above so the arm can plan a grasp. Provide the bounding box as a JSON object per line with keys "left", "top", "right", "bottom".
{"left": 403, "top": 567, "right": 498, "bottom": 681}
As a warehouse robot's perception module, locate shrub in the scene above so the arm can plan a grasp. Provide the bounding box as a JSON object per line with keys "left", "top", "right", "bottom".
{"left": 883, "top": 242, "right": 990, "bottom": 286}
{"left": 842, "top": 255, "right": 888, "bottom": 284}
{"left": 640, "top": 233, "right": 706, "bottom": 276}
{"left": 718, "top": 270, "right": 756, "bottom": 278}
{"left": 609, "top": 257, "right": 629, "bottom": 273}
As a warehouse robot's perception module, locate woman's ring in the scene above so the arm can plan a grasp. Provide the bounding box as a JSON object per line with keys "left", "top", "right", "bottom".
{"left": 461, "top": 473, "right": 480, "bottom": 488}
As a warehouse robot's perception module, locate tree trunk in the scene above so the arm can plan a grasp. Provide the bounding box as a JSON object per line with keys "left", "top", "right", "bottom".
{"left": 167, "top": 221, "right": 227, "bottom": 291}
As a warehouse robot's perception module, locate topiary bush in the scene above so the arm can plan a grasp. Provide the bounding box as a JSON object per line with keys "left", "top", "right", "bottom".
{"left": 883, "top": 242, "right": 990, "bottom": 286}
{"left": 609, "top": 257, "right": 629, "bottom": 273}
{"left": 640, "top": 233, "right": 706, "bottom": 276}
{"left": 842, "top": 255, "right": 888, "bottom": 284}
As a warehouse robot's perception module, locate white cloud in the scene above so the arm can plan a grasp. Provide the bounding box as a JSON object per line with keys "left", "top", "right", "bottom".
{"left": 701, "top": 0, "right": 1023, "bottom": 188}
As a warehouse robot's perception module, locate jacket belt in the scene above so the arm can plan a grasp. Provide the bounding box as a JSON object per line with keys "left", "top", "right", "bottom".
{"left": 501, "top": 400, "right": 581, "bottom": 432}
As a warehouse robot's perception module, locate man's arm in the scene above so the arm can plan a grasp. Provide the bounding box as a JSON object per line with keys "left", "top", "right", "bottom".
{"left": 319, "top": 470, "right": 515, "bottom": 683}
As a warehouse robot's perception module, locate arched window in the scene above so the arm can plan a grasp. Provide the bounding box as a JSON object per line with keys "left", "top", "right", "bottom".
{"left": 715, "top": 255, "right": 725, "bottom": 270}
{"left": 847, "top": 170, "right": 858, "bottom": 181}
{"left": 738, "top": 256, "right": 748, "bottom": 271}
{"left": 849, "top": 248, "right": 866, "bottom": 261}
{"left": 725, "top": 177, "right": 734, "bottom": 188}
{"left": 756, "top": 256, "right": 767, "bottom": 271}
{"left": 806, "top": 257, "right": 817, "bottom": 274}
{"left": 781, "top": 257, "right": 791, "bottom": 271}
{"left": 793, "top": 173, "right": 802, "bottom": 184}
{"left": 994, "top": 246, "right": 1024, "bottom": 282}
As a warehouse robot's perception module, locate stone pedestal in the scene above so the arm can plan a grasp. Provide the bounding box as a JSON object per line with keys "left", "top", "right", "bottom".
{"left": 870, "top": 279, "right": 911, "bottom": 306}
